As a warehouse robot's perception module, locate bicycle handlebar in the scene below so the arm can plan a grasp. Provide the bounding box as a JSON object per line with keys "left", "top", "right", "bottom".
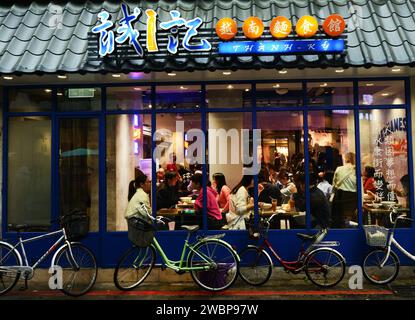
{"left": 389, "top": 206, "right": 413, "bottom": 227}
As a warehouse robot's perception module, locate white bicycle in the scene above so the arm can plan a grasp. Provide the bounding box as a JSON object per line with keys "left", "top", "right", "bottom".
{"left": 362, "top": 206, "right": 413, "bottom": 285}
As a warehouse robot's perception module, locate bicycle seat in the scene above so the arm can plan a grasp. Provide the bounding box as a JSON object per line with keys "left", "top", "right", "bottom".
{"left": 296, "top": 233, "right": 317, "bottom": 242}
{"left": 8, "top": 224, "right": 29, "bottom": 232}
{"left": 181, "top": 225, "right": 199, "bottom": 233}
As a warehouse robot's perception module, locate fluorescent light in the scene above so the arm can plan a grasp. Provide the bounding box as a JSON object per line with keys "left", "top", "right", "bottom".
{"left": 227, "top": 85, "right": 234, "bottom": 89}
{"left": 278, "top": 70, "right": 287, "bottom": 74}
{"left": 392, "top": 68, "right": 401, "bottom": 72}
{"left": 272, "top": 84, "right": 280, "bottom": 88}
{"left": 3, "top": 76, "right": 13, "bottom": 80}
{"left": 57, "top": 92, "right": 63, "bottom": 96}
{"left": 44, "top": 89, "right": 52, "bottom": 93}
{"left": 133, "top": 87, "right": 142, "bottom": 91}
{"left": 112, "top": 74, "right": 121, "bottom": 78}
{"left": 57, "top": 75, "right": 67, "bottom": 79}
{"left": 167, "top": 73, "right": 176, "bottom": 76}
{"left": 366, "top": 83, "right": 374, "bottom": 87}
{"left": 335, "top": 69, "right": 344, "bottom": 73}
{"left": 180, "top": 86, "right": 188, "bottom": 90}
{"left": 223, "top": 71, "right": 231, "bottom": 75}
{"left": 381, "top": 93, "right": 390, "bottom": 96}
{"left": 320, "top": 83, "right": 328, "bottom": 87}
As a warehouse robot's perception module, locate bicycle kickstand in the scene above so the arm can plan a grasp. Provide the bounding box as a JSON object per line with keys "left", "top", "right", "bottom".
{"left": 19, "top": 276, "right": 29, "bottom": 291}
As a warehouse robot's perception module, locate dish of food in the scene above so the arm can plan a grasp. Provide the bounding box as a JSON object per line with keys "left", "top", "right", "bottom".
{"left": 180, "top": 197, "right": 192, "bottom": 204}
{"left": 260, "top": 203, "right": 272, "bottom": 210}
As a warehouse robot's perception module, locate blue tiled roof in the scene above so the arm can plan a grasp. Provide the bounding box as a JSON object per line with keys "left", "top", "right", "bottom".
{"left": 0, "top": 0, "right": 415, "bottom": 74}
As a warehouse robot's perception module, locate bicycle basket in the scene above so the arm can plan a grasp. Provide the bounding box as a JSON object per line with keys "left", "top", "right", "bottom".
{"left": 363, "top": 225, "right": 388, "bottom": 247}
{"left": 60, "top": 211, "right": 89, "bottom": 241}
{"left": 127, "top": 217, "right": 155, "bottom": 247}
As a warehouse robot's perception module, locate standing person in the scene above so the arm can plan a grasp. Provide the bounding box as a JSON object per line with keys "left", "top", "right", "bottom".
{"left": 331, "top": 152, "right": 358, "bottom": 228}
{"left": 156, "top": 171, "right": 180, "bottom": 210}
{"left": 125, "top": 169, "right": 152, "bottom": 220}
{"left": 212, "top": 173, "right": 231, "bottom": 213}
{"left": 191, "top": 173, "right": 225, "bottom": 230}
{"left": 225, "top": 175, "right": 254, "bottom": 230}
{"left": 317, "top": 171, "right": 333, "bottom": 200}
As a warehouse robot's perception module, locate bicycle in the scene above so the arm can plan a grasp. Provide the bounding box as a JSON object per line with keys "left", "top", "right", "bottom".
{"left": 238, "top": 214, "right": 346, "bottom": 287}
{"left": 114, "top": 203, "right": 240, "bottom": 292}
{"left": 362, "top": 206, "right": 414, "bottom": 285}
{"left": 0, "top": 220, "right": 98, "bottom": 296}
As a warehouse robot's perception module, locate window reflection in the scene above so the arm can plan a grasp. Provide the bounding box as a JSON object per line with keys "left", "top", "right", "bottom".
{"left": 206, "top": 84, "right": 252, "bottom": 108}
{"left": 359, "top": 81, "right": 405, "bottom": 106}
{"left": 307, "top": 82, "right": 353, "bottom": 106}
{"left": 156, "top": 85, "right": 201, "bottom": 109}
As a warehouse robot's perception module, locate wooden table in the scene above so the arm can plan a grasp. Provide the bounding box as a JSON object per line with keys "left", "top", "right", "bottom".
{"left": 363, "top": 203, "right": 410, "bottom": 225}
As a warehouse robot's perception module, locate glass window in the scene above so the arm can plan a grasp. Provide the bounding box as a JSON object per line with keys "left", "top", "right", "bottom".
{"left": 107, "top": 86, "right": 152, "bottom": 110}
{"left": 206, "top": 84, "right": 252, "bottom": 109}
{"left": 307, "top": 82, "right": 353, "bottom": 106}
{"left": 256, "top": 83, "right": 303, "bottom": 107}
{"left": 359, "top": 109, "right": 410, "bottom": 227}
{"left": 59, "top": 118, "right": 99, "bottom": 232}
{"left": 155, "top": 113, "right": 202, "bottom": 230}
{"left": 57, "top": 88, "right": 101, "bottom": 111}
{"left": 156, "top": 85, "right": 201, "bottom": 110}
{"left": 208, "top": 112, "right": 253, "bottom": 230}
{"left": 107, "top": 114, "right": 153, "bottom": 231}
{"left": 257, "top": 111, "right": 305, "bottom": 229}
{"left": 8, "top": 117, "right": 51, "bottom": 231}
{"left": 359, "top": 81, "right": 405, "bottom": 106}
{"left": 308, "top": 110, "right": 357, "bottom": 229}
{"left": 9, "top": 88, "right": 52, "bottom": 112}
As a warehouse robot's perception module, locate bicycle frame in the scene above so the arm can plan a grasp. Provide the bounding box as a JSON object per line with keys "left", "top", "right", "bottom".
{"left": 381, "top": 232, "right": 415, "bottom": 267}
{"left": 150, "top": 235, "right": 226, "bottom": 272}
{"left": 1, "top": 228, "right": 78, "bottom": 272}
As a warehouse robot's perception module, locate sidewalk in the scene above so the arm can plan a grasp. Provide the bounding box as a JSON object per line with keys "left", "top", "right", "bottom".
{"left": 1, "top": 267, "right": 415, "bottom": 300}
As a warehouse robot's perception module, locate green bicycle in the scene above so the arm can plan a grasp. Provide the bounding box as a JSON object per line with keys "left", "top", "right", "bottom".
{"left": 114, "top": 204, "right": 240, "bottom": 292}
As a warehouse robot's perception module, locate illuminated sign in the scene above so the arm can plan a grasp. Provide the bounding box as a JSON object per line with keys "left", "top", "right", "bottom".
{"left": 92, "top": 3, "right": 211, "bottom": 57}
{"left": 218, "top": 39, "right": 344, "bottom": 55}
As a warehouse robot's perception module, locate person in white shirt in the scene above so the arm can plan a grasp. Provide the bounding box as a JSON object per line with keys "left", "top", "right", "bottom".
{"left": 331, "top": 152, "right": 357, "bottom": 228}
{"left": 225, "top": 175, "right": 254, "bottom": 230}
{"left": 125, "top": 169, "right": 152, "bottom": 221}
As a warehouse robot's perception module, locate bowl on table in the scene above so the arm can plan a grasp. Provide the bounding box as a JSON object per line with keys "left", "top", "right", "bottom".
{"left": 259, "top": 203, "right": 272, "bottom": 210}
{"left": 180, "top": 197, "right": 192, "bottom": 204}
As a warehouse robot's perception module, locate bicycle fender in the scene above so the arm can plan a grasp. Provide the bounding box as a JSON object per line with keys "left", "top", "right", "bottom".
{"left": 199, "top": 238, "right": 241, "bottom": 262}
{"left": 0, "top": 241, "right": 23, "bottom": 266}
{"left": 50, "top": 241, "right": 82, "bottom": 268}
{"left": 307, "top": 247, "right": 346, "bottom": 263}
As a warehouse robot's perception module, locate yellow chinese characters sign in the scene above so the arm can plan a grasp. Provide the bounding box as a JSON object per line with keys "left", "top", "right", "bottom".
{"left": 242, "top": 17, "right": 264, "bottom": 40}
{"left": 295, "top": 15, "right": 318, "bottom": 38}
{"left": 269, "top": 16, "right": 292, "bottom": 39}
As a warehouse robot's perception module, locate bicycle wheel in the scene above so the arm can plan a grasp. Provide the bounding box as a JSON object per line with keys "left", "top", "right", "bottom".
{"left": 0, "top": 243, "right": 20, "bottom": 295}
{"left": 188, "top": 239, "right": 239, "bottom": 292}
{"left": 305, "top": 248, "right": 346, "bottom": 288}
{"left": 114, "top": 245, "right": 156, "bottom": 291}
{"left": 238, "top": 246, "right": 273, "bottom": 286}
{"left": 54, "top": 243, "right": 98, "bottom": 297}
{"left": 362, "top": 249, "right": 400, "bottom": 285}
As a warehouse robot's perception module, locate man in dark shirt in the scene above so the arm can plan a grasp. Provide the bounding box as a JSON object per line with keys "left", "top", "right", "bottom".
{"left": 258, "top": 168, "right": 282, "bottom": 205}
{"left": 293, "top": 172, "right": 331, "bottom": 229}
{"left": 156, "top": 170, "right": 180, "bottom": 210}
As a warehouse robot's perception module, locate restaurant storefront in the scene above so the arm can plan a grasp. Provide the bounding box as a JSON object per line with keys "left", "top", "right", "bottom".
{"left": 1, "top": 0, "right": 415, "bottom": 267}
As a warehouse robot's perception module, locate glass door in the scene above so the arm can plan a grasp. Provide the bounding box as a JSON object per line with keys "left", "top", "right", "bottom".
{"left": 58, "top": 118, "right": 100, "bottom": 232}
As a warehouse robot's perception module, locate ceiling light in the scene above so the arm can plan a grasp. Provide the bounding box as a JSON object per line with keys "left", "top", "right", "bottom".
{"left": 3, "top": 76, "right": 13, "bottom": 80}
{"left": 272, "top": 84, "right": 280, "bottom": 88}
{"left": 180, "top": 86, "right": 188, "bottom": 90}
{"left": 245, "top": 88, "right": 250, "bottom": 92}
{"left": 278, "top": 70, "right": 287, "bottom": 74}
{"left": 57, "top": 75, "right": 67, "bottom": 79}
{"left": 381, "top": 93, "right": 390, "bottom": 96}
{"left": 366, "top": 83, "right": 374, "bottom": 87}
{"left": 57, "top": 92, "right": 63, "bottom": 96}
{"left": 148, "top": 104, "right": 152, "bottom": 109}
{"left": 392, "top": 68, "right": 401, "bottom": 72}
{"left": 223, "top": 71, "right": 231, "bottom": 75}
{"left": 320, "top": 83, "right": 328, "bottom": 87}
{"left": 335, "top": 69, "right": 344, "bottom": 73}
{"left": 44, "top": 89, "right": 52, "bottom": 93}
{"left": 112, "top": 74, "right": 121, "bottom": 78}
{"left": 227, "top": 85, "right": 234, "bottom": 89}
{"left": 167, "top": 73, "right": 176, "bottom": 76}
{"left": 133, "top": 87, "right": 142, "bottom": 91}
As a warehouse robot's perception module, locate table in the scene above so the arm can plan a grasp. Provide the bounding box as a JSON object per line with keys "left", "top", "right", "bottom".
{"left": 259, "top": 208, "right": 304, "bottom": 229}
{"left": 363, "top": 203, "right": 410, "bottom": 225}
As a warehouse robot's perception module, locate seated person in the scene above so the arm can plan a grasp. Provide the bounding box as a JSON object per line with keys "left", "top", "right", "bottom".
{"left": 258, "top": 168, "right": 282, "bottom": 205}
{"left": 293, "top": 172, "right": 331, "bottom": 229}
{"left": 212, "top": 173, "right": 231, "bottom": 213}
{"left": 156, "top": 171, "right": 179, "bottom": 210}
{"left": 363, "top": 166, "right": 376, "bottom": 194}
{"left": 191, "top": 173, "right": 225, "bottom": 230}
{"left": 125, "top": 169, "right": 152, "bottom": 221}
{"left": 277, "top": 170, "right": 297, "bottom": 204}
{"left": 225, "top": 175, "right": 254, "bottom": 230}
{"left": 317, "top": 171, "right": 333, "bottom": 200}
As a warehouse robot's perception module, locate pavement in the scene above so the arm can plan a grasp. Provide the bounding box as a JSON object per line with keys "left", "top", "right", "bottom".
{"left": 1, "top": 267, "right": 415, "bottom": 300}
